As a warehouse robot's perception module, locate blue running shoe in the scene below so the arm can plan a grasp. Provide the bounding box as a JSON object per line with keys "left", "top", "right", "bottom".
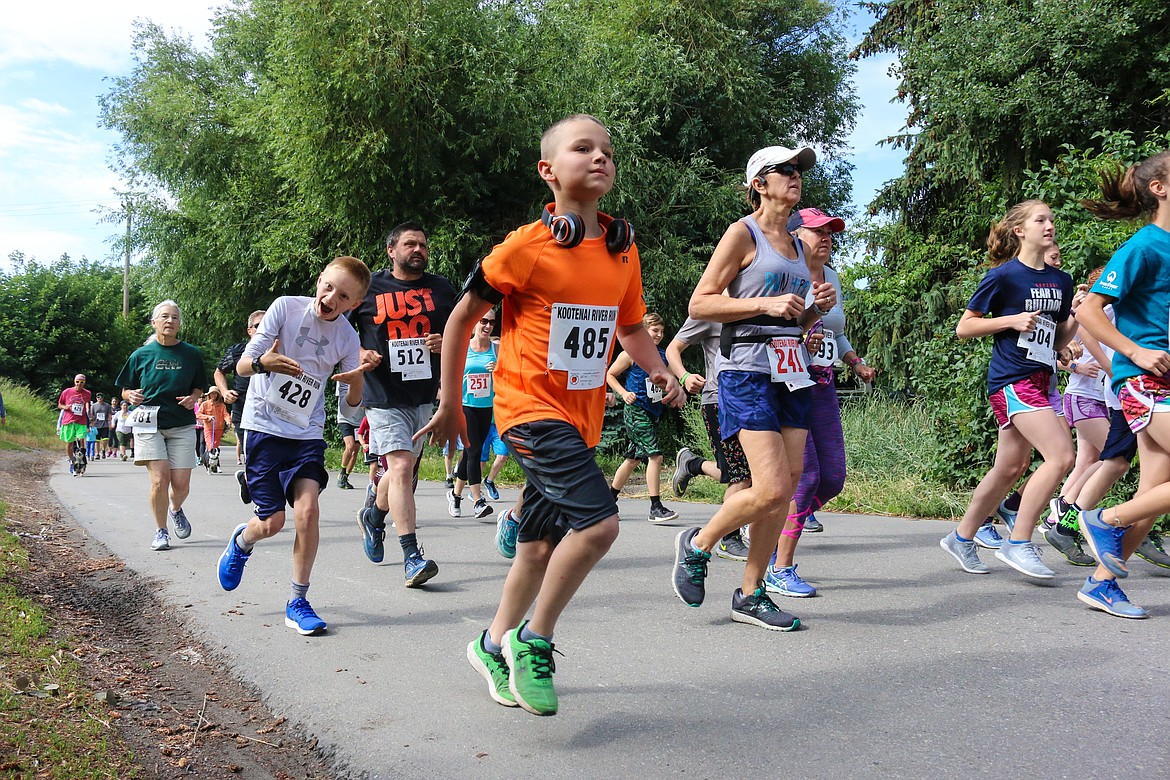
{"left": 484, "top": 479, "right": 500, "bottom": 501}
{"left": 496, "top": 508, "right": 519, "bottom": 559}
{"left": 1078, "top": 508, "right": 1129, "bottom": 578}
{"left": 405, "top": 550, "right": 438, "bottom": 587}
{"left": 764, "top": 563, "right": 817, "bottom": 597}
{"left": 357, "top": 507, "right": 385, "bottom": 563}
{"left": 1076, "top": 577, "right": 1147, "bottom": 619}
{"left": 217, "top": 523, "right": 251, "bottom": 591}
{"left": 974, "top": 520, "right": 1004, "bottom": 549}
{"left": 285, "top": 598, "right": 328, "bottom": 634}
{"left": 993, "top": 502, "right": 1017, "bottom": 533}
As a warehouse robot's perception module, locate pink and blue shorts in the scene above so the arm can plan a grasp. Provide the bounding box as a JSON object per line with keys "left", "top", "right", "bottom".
{"left": 989, "top": 371, "right": 1055, "bottom": 429}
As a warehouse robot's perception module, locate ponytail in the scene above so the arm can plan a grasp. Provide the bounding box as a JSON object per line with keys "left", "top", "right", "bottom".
{"left": 1082, "top": 151, "right": 1170, "bottom": 221}
{"left": 987, "top": 199, "right": 1047, "bottom": 267}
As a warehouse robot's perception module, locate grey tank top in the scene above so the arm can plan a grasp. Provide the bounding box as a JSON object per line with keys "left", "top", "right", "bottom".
{"left": 716, "top": 214, "right": 813, "bottom": 375}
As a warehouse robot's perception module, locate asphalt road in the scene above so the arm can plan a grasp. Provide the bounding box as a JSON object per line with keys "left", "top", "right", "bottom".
{"left": 51, "top": 457, "right": 1170, "bottom": 780}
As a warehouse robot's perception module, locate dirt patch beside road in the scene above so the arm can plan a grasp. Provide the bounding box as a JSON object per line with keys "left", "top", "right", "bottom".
{"left": 1, "top": 450, "right": 338, "bottom": 779}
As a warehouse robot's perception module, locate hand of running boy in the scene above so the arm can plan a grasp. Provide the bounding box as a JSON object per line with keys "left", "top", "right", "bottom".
{"left": 683, "top": 373, "right": 706, "bottom": 394}
{"left": 649, "top": 370, "right": 684, "bottom": 408}
{"left": 412, "top": 401, "right": 468, "bottom": 453}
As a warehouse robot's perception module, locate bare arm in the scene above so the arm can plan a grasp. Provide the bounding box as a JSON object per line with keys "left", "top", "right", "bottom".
{"left": 665, "top": 338, "right": 706, "bottom": 395}
{"left": 414, "top": 293, "right": 492, "bottom": 448}
{"left": 1078, "top": 292, "right": 1170, "bottom": 375}
{"left": 606, "top": 351, "right": 635, "bottom": 402}
{"left": 616, "top": 324, "right": 683, "bottom": 408}
{"left": 689, "top": 222, "right": 806, "bottom": 323}
{"left": 955, "top": 309, "right": 1040, "bottom": 340}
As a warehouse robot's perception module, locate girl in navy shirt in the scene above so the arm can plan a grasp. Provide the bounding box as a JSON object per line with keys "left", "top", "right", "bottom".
{"left": 941, "top": 199, "right": 1076, "bottom": 579}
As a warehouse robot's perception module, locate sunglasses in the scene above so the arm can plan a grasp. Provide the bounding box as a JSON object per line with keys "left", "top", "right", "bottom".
{"left": 479, "top": 318, "right": 495, "bottom": 326}
{"left": 761, "top": 163, "right": 802, "bottom": 178}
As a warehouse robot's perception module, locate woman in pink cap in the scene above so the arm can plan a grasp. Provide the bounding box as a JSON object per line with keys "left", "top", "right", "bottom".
{"left": 762, "top": 207, "right": 876, "bottom": 598}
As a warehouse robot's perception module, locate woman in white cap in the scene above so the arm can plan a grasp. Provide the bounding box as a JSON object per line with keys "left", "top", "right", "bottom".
{"left": 762, "top": 207, "right": 875, "bottom": 598}
{"left": 671, "top": 145, "right": 837, "bottom": 631}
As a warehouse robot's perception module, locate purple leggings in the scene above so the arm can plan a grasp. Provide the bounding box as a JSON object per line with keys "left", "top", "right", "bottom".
{"left": 791, "top": 381, "right": 846, "bottom": 522}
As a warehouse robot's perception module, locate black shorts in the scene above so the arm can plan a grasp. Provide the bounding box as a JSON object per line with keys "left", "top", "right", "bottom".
{"left": 502, "top": 421, "right": 617, "bottom": 544}
{"left": 96, "top": 427, "right": 110, "bottom": 440}
{"left": 230, "top": 394, "right": 246, "bottom": 429}
{"left": 339, "top": 421, "right": 357, "bottom": 439}
{"left": 702, "top": 403, "right": 750, "bottom": 484}
{"left": 1100, "top": 408, "right": 1139, "bottom": 463}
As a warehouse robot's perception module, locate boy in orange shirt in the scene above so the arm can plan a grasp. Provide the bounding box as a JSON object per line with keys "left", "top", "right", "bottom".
{"left": 420, "top": 115, "right": 682, "bottom": 715}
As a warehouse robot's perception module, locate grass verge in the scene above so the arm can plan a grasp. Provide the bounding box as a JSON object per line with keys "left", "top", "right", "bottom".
{"left": 828, "top": 395, "right": 969, "bottom": 518}
{"left": 0, "top": 499, "right": 139, "bottom": 778}
{"left": 0, "top": 379, "right": 60, "bottom": 452}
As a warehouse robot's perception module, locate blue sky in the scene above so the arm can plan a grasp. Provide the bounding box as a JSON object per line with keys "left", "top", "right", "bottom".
{"left": 0, "top": 2, "right": 905, "bottom": 272}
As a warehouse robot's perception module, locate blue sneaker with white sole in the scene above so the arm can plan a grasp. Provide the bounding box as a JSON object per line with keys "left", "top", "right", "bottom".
{"left": 217, "top": 523, "right": 251, "bottom": 591}
{"left": 285, "top": 598, "right": 327, "bottom": 634}
{"left": 974, "top": 520, "right": 1004, "bottom": 549}
{"left": 1076, "top": 576, "right": 1147, "bottom": 619}
{"left": 993, "top": 501, "right": 1017, "bottom": 533}
{"left": 496, "top": 508, "right": 519, "bottom": 559}
{"left": 764, "top": 562, "right": 817, "bottom": 597}
{"left": 1078, "top": 508, "right": 1129, "bottom": 578}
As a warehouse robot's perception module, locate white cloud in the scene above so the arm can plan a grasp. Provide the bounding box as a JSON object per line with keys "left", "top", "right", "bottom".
{"left": 0, "top": 1, "right": 219, "bottom": 70}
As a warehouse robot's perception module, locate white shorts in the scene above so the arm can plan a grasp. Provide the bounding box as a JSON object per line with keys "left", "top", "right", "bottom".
{"left": 366, "top": 404, "right": 432, "bottom": 458}
{"left": 134, "top": 425, "right": 197, "bottom": 469}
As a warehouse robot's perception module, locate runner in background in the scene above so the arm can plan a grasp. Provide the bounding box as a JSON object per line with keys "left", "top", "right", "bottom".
{"left": 666, "top": 317, "right": 751, "bottom": 561}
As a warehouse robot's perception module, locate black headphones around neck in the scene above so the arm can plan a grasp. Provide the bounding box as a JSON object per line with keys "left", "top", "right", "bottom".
{"left": 541, "top": 204, "right": 634, "bottom": 254}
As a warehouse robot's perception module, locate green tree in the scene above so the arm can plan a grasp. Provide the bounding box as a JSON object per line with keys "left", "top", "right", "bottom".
{"left": 101, "top": 0, "right": 858, "bottom": 344}
{"left": 0, "top": 254, "right": 153, "bottom": 400}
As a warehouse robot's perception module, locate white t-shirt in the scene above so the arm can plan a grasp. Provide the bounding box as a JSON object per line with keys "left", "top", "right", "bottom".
{"left": 242, "top": 296, "right": 362, "bottom": 440}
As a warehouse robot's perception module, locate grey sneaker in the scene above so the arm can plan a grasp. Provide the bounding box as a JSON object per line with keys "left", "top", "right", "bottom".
{"left": 995, "top": 541, "right": 1055, "bottom": 579}
{"left": 151, "top": 528, "right": 171, "bottom": 551}
{"left": 1042, "top": 525, "right": 1096, "bottom": 566}
{"left": 802, "top": 513, "right": 824, "bottom": 533}
{"left": 672, "top": 447, "right": 700, "bottom": 496}
{"left": 446, "top": 489, "right": 462, "bottom": 518}
{"left": 940, "top": 530, "right": 989, "bottom": 573}
{"left": 731, "top": 586, "right": 800, "bottom": 631}
{"left": 672, "top": 527, "right": 710, "bottom": 607}
{"left": 168, "top": 507, "right": 192, "bottom": 539}
{"left": 648, "top": 503, "right": 679, "bottom": 523}
{"left": 473, "top": 498, "right": 493, "bottom": 519}
{"left": 1135, "top": 534, "right": 1170, "bottom": 568}
{"left": 715, "top": 531, "right": 749, "bottom": 562}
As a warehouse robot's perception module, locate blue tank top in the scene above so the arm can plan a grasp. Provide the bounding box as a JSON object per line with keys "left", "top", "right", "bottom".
{"left": 623, "top": 346, "right": 668, "bottom": 418}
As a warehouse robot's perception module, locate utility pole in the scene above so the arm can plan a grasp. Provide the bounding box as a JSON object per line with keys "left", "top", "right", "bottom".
{"left": 122, "top": 201, "right": 132, "bottom": 317}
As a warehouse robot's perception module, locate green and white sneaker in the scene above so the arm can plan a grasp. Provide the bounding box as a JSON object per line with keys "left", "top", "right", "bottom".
{"left": 502, "top": 621, "right": 559, "bottom": 716}
{"left": 466, "top": 631, "right": 517, "bottom": 707}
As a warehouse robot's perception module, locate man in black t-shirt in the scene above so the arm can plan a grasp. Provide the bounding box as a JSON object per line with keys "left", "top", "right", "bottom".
{"left": 215, "top": 310, "right": 265, "bottom": 468}
{"left": 352, "top": 222, "right": 457, "bottom": 587}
